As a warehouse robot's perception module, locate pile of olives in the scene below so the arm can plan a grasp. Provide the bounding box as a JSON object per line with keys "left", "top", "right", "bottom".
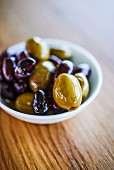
{"left": 0, "top": 36, "right": 91, "bottom": 115}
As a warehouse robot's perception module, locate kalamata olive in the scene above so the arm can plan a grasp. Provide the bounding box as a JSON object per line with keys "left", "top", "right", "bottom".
{"left": 53, "top": 73, "right": 82, "bottom": 110}
{"left": 52, "top": 100, "right": 66, "bottom": 114}
{"left": 15, "top": 92, "right": 34, "bottom": 114}
{"left": 15, "top": 57, "right": 36, "bottom": 79}
{"left": 33, "top": 90, "right": 49, "bottom": 115}
{"left": 29, "top": 61, "right": 55, "bottom": 92}
{"left": 50, "top": 45, "right": 72, "bottom": 60}
{"left": 74, "top": 73, "right": 89, "bottom": 102}
{"left": 1, "top": 82, "right": 16, "bottom": 100}
{"left": 54, "top": 60, "right": 74, "bottom": 81}
{"left": 75, "top": 63, "right": 91, "bottom": 78}
{"left": 13, "top": 79, "right": 28, "bottom": 94}
{"left": 16, "top": 51, "right": 30, "bottom": 62}
{"left": 2, "top": 58, "right": 14, "bottom": 81}
{"left": 26, "top": 36, "right": 50, "bottom": 61}
{"left": 49, "top": 55, "right": 62, "bottom": 66}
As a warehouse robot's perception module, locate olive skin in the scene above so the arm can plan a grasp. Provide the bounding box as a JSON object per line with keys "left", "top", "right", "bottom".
{"left": 53, "top": 73, "right": 82, "bottom": 110}
{"left": 29, "top": 61, "right": 56, "bottom": 92}
{"left": 74, "top": 73, "right": 89, "bottom": 102}
{"left": 15, "top": 92, "right": 34, "bottom": 114}
{"left": 26, "top": 36, "right": 50, "bottom": 61}
{"left": 50, "top": 45, "right": 72, "bottom": 60}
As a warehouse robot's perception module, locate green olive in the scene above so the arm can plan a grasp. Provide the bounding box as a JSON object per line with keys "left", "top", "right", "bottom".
{"left": 15, "top": 92, "right": 34, "bottom": 114}
{"left": 53, "top": 73, "right": 82, "bottom": 110}
{"left": 29, "top": 61, "right": 56, "bottom": 92}
{"left": 74, "top": 73, "right": 89, "bottom": 102}
{"left": 26, "top": 36, "right": 50, "bottom": 61}
{"left": 50, "top": 45, "right": 72, "bottom": 60}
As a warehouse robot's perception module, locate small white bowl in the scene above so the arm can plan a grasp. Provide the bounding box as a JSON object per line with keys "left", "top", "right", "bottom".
{"left": 0, "top": 38, "right": 103, "bottom": 124}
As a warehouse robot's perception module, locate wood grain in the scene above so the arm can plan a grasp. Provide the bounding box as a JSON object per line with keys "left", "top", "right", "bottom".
{"left": 0, "top": 0, "right": 114, "bottom": 169}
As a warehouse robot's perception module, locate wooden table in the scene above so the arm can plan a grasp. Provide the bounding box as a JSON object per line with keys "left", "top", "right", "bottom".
{"left": 0, "top": 0, "right": 114, "bottom": 169}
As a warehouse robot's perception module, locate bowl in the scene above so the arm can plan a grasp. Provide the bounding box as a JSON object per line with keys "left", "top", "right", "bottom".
{"left": 0, "top": 38, "right": 103, "bottom": 124}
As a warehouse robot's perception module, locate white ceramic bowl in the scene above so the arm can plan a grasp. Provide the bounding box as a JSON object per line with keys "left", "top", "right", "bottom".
{"left": 0, "top": 38, "right": 103, "bottom": 124}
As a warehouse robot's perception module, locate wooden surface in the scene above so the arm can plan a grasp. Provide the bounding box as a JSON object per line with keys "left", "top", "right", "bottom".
{"left": 0, "top": 0, "right": 114, "bottom": 169}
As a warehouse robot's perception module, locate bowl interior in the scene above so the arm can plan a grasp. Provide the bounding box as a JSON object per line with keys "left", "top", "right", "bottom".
{"left": 0, "top": 39, "right": 102, "bottom": 124}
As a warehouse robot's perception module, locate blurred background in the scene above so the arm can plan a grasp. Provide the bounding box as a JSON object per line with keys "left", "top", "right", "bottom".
{"left": 0, "top": 0, "right": 114, "bottom": 55}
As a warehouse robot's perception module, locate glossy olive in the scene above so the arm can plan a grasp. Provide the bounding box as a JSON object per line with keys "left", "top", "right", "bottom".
{"left": 54, "top": 60, "right": 74, "bottom": 81}
{"left": 29, "top": 61, "right": 55, "bottom": 92}
{"left": 53, "top": 73, "right": 82, "bottom": 110}
{"left": 16, "top": 51, "right": 30, "bottom": 62}
{"left": 75, "top": 63, "right": 91, "bottom": 78}
{"left": 50, "top": 45, "right": 72, "bottom": 60}
{"left": 74, "top": 73, "right": 89, "bottom": 102}
{"left": 15, "top": 92, "right": 34, "bottom": 114}
{"left": 14, "top": 57, "right": 36, "bottom": 79}
{"left": 33, "top": 90, "right": 49, "bottom": 115}
{"left": 49, "top": 55, "right": 62, "bottom": 66}
{"left": 26, "top": 36, "right": 50, "bottom": 61}
{"left": 2, "top": 58, "right": 14, "bottom": 81}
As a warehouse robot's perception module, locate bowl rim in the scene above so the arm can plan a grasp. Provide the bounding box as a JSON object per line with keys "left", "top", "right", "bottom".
{"left": 0, "top": 38, "right": 103, "bottom": 120}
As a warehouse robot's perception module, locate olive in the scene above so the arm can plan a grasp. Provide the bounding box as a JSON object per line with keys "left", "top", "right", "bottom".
{"left": 49, "top": 55, "right": 62, "bottom": 66}
{"left": 54, "top": 60, "right": 74, "bottom": 81}
{"left": 16, "top": 51, "right": 30, "bottom": 62}
{"left": 15, "top": 57, "right": 36, "bottom": 79}
{"left": 1, "top": 82, "right": 16, "bottom": 100}
{"left": 53, "top": 73, "right": 82, "bottom": 110}
{"left": 13, "top": 79, "right": 28, "bottom": 94}
{"left": 4, "top": 99, "right": 15, "bottom": 110}
{"left": 50, "top": 45, "right": 72, "bottom": 60}
{"left": 75, "top": 63, "right": 91, "bottom": 78}
{"left": 2, "top": 58, "right": 14, "bottom": 81}
{"left": 29, "top": 61, "right": 56, "bottom": 92}
{"left": 74, "top": 73, "right": 89, "bottom": 102}
{"left": 33, "top": 90, "right": 49, "bottom": 115}
{"left": 15, "top": 92, "right": 34, "bottom": 114}
{"left": 26, "top": 36, "right": 50, "bottom": 61}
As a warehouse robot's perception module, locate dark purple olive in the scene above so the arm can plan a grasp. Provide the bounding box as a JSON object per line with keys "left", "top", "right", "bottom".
{"left": 54, "top": 60, "right": 74, "bottom": 81}
{"left": 52, "top": 100, "right": 66, "bottom": 114}
{"left": 2, "top": 58, "right": 14, "bottom": 81}
{"left": 49, "top": 55, "right": 62, "bottom": 66}
{"left": 16, "top": 51, "right": 30, "bottom": 62}
{"left": 0, "top": 50, "right": 9, "bottom": 64}
{"left": 46, "top": 84, "right": 66, "bottom": 114}
{"left": 15, "top": 57, "right": 36, "bottom": 79}
{"left": 74, "top": 63, "right": 91, "bottom": 78}
{"left": 1, "top": 82, "right": 16, "bottom": 100}
{"left": 13, "top": 79, "right": 28, "bottom": 94}
{"left": 33, "top": 90, "right": 49, "bottom": 115}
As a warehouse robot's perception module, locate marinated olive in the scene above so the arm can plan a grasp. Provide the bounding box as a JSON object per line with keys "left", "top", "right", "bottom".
{"left": 75, "top": 63, "right": 91, "bottom": 78}
{"left": 29, "top": 61, "right": 55, "bottom": 92}
{"left": 15, "top": 57, "right": 36, "bottom": 79}
{"left": 74, "top": 73, "right": 89, "bottom": 102}
{"left": 2, "top": 58, "right": 14, "bottom": 81}
{"left": 53, "top": 73, "right": 82, "bottom": 110}
{"left": 33, "top": 90, "right": 49, "bottom": 115}
{"left": 1, "top": 82, "right": 16, "bottom": 100}
{"left": 50, "top": 45, "right": 72, "bottom": 60}
{"left": 26, "top": 36, "right": 50, "bottom": 61}
{"left": 54, "top": 60, "right": 74, "bottom": 81}
{"left": 15, "top": 92, "right": 34, "bottom": 114}
{"left": 16, "top": 51, "right": 30, "bottom": 62}
{"left": 49, "top": 55, "right": 62, "bottom": 66}
{"left": 13, "top": 79, "right": 28, "bottom": 94}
